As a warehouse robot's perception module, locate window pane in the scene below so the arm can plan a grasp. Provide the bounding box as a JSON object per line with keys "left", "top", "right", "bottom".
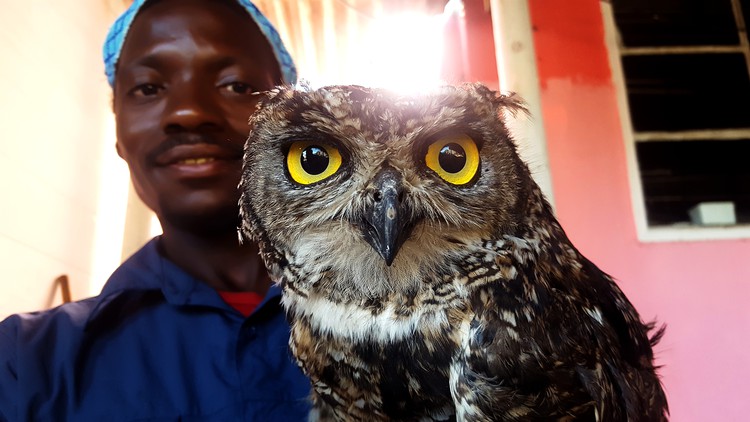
{"left": 637, "top": 140, "right": 750, "bottom": 225}
{"left": 613, "top": 0, "right": 738, "bottom": 46}
{"left": 623, "top": 53, "right": 750, "bottom": 131}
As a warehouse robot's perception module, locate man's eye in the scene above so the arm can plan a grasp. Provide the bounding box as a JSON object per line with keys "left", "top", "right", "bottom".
{"left": 221, "top": 82, "right": 255, "bottom": 95}
{"left": 131, "top": 84, "right": 163, "bottom": 97}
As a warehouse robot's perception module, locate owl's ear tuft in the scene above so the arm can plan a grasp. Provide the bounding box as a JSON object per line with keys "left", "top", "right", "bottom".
{"left": 460, "top": 82, "right": 529, "bottom": 118}
{"left": 295, "top": 79, "right": 314, "bottom": 92}
{"left": 494, "top": 92, "right": 529, "bottom": 118}
{"left": 257, "top": 85, "right": 296, "bottom": 106}
{"left": 247, "top": 85, "right": 300, "bottom": 128}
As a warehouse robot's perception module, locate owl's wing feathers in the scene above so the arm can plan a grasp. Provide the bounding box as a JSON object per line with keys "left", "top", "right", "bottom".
{"left": 452, "top": 198, "right": 667, "bottom": 421}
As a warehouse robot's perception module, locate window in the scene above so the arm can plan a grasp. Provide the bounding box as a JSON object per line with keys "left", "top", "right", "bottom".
{"left": 605, "top": 0, "right": 750, "bottom": 240}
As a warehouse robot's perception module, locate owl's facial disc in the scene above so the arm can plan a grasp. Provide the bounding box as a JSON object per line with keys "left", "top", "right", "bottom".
{"left": 360, "top": 166, "right": 415, "bottom": 266}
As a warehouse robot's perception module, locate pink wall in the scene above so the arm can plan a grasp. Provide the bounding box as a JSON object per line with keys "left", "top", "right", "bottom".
{"left": 528, "top": 0, "right": 750, "bottom": 420}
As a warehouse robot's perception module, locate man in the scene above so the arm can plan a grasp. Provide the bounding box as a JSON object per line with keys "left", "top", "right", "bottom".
{"left": 0, "top": 0, "right": 311, "bottom": 420}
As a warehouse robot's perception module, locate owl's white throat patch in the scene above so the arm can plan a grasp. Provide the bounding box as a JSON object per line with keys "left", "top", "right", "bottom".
{"left": 282, "top": 291, "right": 452, "bottom": 344}
{"left": 280, "top": 223, "right": 475, "bottom": 343}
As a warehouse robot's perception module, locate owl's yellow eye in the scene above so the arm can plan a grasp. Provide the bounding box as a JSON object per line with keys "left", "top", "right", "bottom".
{"left": 424, "top": 134, "right": 480, "bottom": 185}
{"left": 286, "top": 141, "right": 342, "bottom": 185}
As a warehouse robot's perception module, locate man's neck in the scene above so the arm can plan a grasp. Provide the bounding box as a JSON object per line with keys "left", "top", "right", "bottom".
{"left": 158, "top": 225, "right": 270, "bottom": 295}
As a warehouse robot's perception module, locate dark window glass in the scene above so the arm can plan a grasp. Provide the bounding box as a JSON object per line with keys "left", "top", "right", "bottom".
{"left": 612, "top": 0, "right": 738, "bottom": 46}
{"left": 637, "top": 140, "right": 750, "bottom": 225}
{"left": 623, "top": 53, "right": 750, "bottom": 132}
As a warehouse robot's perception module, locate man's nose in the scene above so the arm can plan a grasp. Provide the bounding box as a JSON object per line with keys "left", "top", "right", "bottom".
{"left": 162, "top": 84, "right": 223, "bottom": 133}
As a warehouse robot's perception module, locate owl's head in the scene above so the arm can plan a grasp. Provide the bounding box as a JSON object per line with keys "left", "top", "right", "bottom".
{"left": 240, "top": 84, "right": 533, "bottom": 298}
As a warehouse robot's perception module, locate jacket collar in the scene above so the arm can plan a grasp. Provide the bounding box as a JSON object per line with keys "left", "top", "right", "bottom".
{"left": 86, "top": 237, "right": 282, "bottom": 329}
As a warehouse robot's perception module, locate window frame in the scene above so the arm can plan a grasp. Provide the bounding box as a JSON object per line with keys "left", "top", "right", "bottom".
{"left": 601, "top": 0, "right": 750, "bottom": 242}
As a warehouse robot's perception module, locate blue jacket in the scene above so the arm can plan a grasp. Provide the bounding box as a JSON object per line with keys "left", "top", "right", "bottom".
{"left": 0, "top": 238, "right": 311, "bottom": 421}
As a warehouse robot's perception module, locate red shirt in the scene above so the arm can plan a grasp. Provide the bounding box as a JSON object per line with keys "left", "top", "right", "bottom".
{"left": 218, "top": 291, "right": 264, "bottom": 317}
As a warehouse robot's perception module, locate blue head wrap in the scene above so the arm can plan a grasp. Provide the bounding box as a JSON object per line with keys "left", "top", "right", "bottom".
{"left": 102, "top": 0, "right": 297, "bottom": 87}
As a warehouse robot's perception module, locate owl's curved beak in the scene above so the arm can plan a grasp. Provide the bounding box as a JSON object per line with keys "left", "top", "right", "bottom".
{"left": 361, "top": 167, "right": 413, "bottom": 266}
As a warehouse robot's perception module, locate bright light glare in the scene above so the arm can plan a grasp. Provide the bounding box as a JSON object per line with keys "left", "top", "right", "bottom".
{"left": 150, "top": 213, "right": 162, "bottom": 237}
{"left": 89, "top": 116, "right": 129, "bottom": 296}
{"left": 348, "top": 13, "right": 446, "bottom": 93}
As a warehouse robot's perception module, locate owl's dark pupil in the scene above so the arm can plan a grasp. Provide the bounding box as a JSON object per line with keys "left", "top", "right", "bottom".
{"left": 300, "top": 145, "right": 329, "bottom": 174}
{"left": 438, "top": 143, "right": 466, "bottom": 173}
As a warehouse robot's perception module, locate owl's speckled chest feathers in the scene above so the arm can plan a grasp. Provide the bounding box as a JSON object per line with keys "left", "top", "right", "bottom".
{"left": 282, "top": 242, "right": 484, "bottom": 421}
{"left": 287, "top": 293, "right": 463, "bottom": 421}
{"left": 277, "top": 191, "right": 589, "bottom": 421}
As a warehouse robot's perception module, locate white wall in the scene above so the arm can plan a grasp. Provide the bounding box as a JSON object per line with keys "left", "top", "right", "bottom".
{"left": 0, "top": 0, "right": 132, "bottom": 318}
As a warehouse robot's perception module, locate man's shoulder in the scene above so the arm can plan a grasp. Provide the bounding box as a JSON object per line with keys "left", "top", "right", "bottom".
{"left": 0, "top": 296, "right": 102, "bottom": 421}
{"left": 0, "top": 296, "right": 101, "bottom": 348}
{"left": 0, "top": 236, "right": 163, "bottom": 351}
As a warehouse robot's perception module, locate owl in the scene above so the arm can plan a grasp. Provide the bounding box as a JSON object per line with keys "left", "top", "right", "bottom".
{"left": 239, "top": 83, "right": 668, "bottom": 421}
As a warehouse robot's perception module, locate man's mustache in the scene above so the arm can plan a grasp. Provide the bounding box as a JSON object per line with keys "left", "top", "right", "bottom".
{"left": 146, "top": 133, "right": 244, "bottom": 164}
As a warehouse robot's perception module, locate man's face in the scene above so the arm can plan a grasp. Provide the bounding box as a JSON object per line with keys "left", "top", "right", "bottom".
{"left": 113, "top": 0, "right": 280, "bottom": 233}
